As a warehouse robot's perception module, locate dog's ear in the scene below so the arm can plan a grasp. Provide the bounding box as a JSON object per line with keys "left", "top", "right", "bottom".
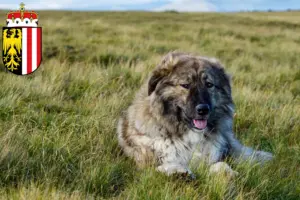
{"left": 148, "top": 52, "right": 180, "bottom": 95}
{"left": 208, "top": 59, "right": 232, "bottom": 93}
{"left": 148, "top": 70, "right": 164, "bottom": 95}
{"left": 148, "top": 68, "right": 170, "bottom": 95}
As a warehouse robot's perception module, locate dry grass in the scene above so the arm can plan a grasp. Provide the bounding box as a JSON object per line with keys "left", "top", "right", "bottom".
{"left": 0, "top": 10, "right": 299, "bottom": 199}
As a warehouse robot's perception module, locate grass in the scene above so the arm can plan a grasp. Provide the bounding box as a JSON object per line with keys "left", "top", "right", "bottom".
{"left": 0, "top": 10, "right": 299, "bottom": 199}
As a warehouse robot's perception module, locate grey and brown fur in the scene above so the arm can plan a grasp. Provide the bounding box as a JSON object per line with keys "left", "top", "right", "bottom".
{"left": 117, "top": 52, "right": 273, "bottom": 177}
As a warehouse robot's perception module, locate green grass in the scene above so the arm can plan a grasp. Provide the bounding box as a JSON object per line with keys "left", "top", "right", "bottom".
{"left": 0, "top": 10, "right": 299, "bottom": 199}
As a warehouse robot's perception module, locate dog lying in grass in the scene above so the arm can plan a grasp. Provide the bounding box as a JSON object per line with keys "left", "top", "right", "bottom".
{"left": 117, "top": 52, "right": 273, "bottom": 178}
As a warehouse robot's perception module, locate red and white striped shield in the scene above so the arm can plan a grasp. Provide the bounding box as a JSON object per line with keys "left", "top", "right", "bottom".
{"left": 2, "top": 27, "right": 42, "bottom": 75}
{"left": 21, "top": 27, "right": 42, "bottom": 75}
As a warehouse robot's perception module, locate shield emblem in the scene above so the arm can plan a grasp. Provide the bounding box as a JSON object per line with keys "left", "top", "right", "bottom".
{"left": 2, "top": 27, "right": 42, "bottom": 75}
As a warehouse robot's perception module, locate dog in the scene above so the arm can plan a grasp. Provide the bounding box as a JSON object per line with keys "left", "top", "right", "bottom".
{"left": 117, "top": 52, "right": 273, "bottom": 177}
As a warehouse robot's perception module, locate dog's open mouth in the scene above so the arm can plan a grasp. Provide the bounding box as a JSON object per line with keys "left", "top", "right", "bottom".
{"left": 193, "top": 119, "right": 207, "bottom": 130}
{"left": 182, "top": 109, "right": 209, "bottom": 131}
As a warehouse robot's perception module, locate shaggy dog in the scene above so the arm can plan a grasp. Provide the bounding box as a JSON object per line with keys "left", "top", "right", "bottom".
{"left": 117, "top": 52, "right": 273, "bottom": 177}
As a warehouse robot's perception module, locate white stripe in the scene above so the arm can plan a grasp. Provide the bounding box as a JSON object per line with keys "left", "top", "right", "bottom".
{"left": 32, "top": 28, "right": 37, "bottom": 71}
{"left": 22, "top": 28, "right": 27, "bottom": 75}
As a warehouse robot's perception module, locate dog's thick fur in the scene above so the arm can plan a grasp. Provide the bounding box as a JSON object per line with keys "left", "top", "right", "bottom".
{"left": 117, "top": 52, "right": 273, "bottom": 176}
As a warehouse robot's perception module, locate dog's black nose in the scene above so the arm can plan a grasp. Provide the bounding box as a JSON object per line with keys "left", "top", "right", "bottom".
{"left": 196, "top": 104, "right": 210, "bottom": 115}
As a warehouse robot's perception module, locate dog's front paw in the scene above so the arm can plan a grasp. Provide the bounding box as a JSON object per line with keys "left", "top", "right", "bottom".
{"left": 209, "top": 162, "right": 239, "bottom": 179}
{"left": 254, "top": 151, "right": 274, "bottom": 164}
{"left": 157, "top": 163, "right": 195, "bottom": 179}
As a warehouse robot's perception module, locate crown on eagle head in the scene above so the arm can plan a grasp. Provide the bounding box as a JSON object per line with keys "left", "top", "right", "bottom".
{"left": 6, "top": 2, "right": 38, "bottom": 27}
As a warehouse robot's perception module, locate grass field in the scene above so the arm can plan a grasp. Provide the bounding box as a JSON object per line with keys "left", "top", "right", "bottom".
{"left": 0, "top": 10, "right": 300, "bottom": 199}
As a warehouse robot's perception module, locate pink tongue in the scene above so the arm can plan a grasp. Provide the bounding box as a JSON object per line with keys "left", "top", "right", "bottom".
{"left": 193, "top": 119, "right": 207, "bottom": 129}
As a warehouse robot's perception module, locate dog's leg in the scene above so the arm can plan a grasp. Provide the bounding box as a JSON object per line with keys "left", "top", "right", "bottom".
{"left": 154, "top": 142, "right": 195, "bottom": 178}
{"left": 156, "top": 158, "right": 194, "bottom": 177}
{"left": 157, "top": 163, "right": 194, "bottom": 177}
{"left": 228, "top": 134, "right": 273, "bottom": 164}
{"left": 209, "top": 162, "right": 239, "bottom": 178}
{"left": 219, "top": 118, "right": 273, "bottom": 164}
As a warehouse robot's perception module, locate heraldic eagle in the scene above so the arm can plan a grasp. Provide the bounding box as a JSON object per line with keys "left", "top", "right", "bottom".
{"left": 3, "top": 28, "right": 22, "bottom": 71}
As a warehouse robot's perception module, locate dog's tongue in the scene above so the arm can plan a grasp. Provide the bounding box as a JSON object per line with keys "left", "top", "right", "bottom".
{"left": 193, "top": 119, "right": 207, "bottom": 129}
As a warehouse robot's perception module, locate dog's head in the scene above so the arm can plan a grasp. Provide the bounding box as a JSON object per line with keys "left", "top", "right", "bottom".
{"left": 148, "top": 52, "right": 234, "bottom": 131}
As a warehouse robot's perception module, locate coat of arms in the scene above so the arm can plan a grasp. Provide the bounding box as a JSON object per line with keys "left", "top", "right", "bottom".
{"left": 2, "top": 2, "right": 42, "bottom": 75}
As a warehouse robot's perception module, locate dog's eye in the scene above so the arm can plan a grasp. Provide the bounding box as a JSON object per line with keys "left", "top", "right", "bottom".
{"left": 180, "top": 84, "right": 190, "bottom": 89}
{"left": 206, "top": 82, "right": 214, "bottom": 88}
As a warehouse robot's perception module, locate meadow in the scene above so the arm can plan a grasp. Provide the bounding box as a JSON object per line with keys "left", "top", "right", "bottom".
{"left": 0, "top": 10, "right": 299, "bottom": 199}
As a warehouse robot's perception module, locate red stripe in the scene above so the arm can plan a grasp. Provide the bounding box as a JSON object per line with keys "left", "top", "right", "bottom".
{"left": 27, "top": 28, "right": 32, "bottom": 74}
{"left": 37, "top": 28, "right": 41, "bottom": 67}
